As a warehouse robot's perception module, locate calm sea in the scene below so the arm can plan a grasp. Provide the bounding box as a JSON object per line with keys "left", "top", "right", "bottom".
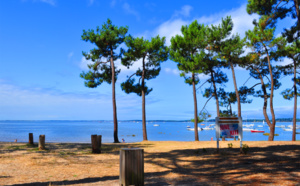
{"left": 0, "top": 120, "right": 299, "bottom": 143}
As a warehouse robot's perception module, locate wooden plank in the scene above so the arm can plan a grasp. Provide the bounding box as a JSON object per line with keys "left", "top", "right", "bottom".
{"left": 219, "top": 120, "right": 239, "bottom": 124}
{"left": 219, "top": 117, "right": 238, "bottom": 120}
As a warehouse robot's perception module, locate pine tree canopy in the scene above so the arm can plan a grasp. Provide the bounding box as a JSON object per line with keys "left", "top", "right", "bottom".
{"left": 170, "top": 20, "right": 208, "bottom": 85}
{"left": 80, "top": 19, "right": 128, "bottom": 88}
{"left": 121, "top": 35, "right": 169, "bottom": 96}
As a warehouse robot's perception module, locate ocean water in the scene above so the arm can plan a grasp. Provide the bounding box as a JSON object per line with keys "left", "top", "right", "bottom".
{"left": 0, "top": 120, "right": 299, "bottom": 143}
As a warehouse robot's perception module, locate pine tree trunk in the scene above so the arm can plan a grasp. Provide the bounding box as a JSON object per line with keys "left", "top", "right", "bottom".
{"left": 292, "top": 60, "right": 297, "bottom": 141}
{"left": 142, "top": 57, "right": 148, "bottom": 141}
{"left": 110, "top": 49, "right": 119, "bottom": 143}
{"left": 192, "top": 73, "right": 199, "bottom": 141}
{"left": 293, "top": 0, "right": 300, "bottom": 40}
{"left": 265, "top": 50, "right": 276, "bottom": 141}
{"left": 211, "top": 71, "right": 220, "bottom": 117}
{"left": 230, "top": 62, "right": 241, "bottom": 117}
{"left": 257, "top": 69, "right": 273, "bottom": 141}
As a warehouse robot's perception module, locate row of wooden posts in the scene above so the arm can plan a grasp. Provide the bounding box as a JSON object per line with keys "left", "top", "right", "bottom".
{"left": 27, "top": 133, "right": 102, "bottom": 153}
{"left": 26, "top": 133, "right": 144, "bottom": 185}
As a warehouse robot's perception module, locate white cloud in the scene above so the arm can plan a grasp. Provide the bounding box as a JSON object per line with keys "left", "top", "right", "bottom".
{"left": 141, "top": 4, "right": 258, "bottom": 46}
{"left": 79, "top": 57, "right": 93, "bottom": 71}
{"left": 88, "top": 0, "right": 95, "bottom": 5}
{"left": 110, "top": 0, "right": 117, "bottom": 7}
{"left": 68, "top": 52, "right": 74, "bottom": 59}
{"left": 123, "top": 2, "right": 140, "bottom": 20}
{"left": 274, "top": 57, "right": 293, "bottom": 66}
{"left": 0, "top": 80, "right": 141, "bottom": 120}
{"left": 174, "top": 5, "right": 193, "bottom": 18}
{"left": 164, "top": 67, "right": 180, "bottom": 75}
{"left": 154, "top": 19, "right": 189, "bottom": 45}
{"left": 38, "top": 0, "right": 55, "bottom": 6}
{"left": 115, "top": 58, "right": 143, "bottom": 74}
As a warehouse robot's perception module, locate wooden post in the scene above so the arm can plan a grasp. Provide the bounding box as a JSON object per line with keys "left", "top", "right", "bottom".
{"left": 97, "top": 135, "right": 102, "bottom": 153}
{"left": 38, "top": 135, "right": 45, "bottom": 150}
{"left": 222, "top": 136, "right": 225, "bottom": 141}
{"left": 120, "top": 148, "right": 144, "bottom": 186}
{"left": 91, "top": 135, "right": 100, "bottom": 153}
{"left": 29, "top": 133, "right": 34, "bottom": 145}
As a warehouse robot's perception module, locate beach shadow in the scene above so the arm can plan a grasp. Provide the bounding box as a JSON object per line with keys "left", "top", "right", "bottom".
{"left": 142, "top": 144, "right": 300, "bottom": 185}
{"left": 8, "top": 176, "right": 119, "bottom": 186}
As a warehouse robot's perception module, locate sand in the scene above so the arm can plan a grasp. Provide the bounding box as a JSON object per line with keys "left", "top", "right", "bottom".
{"left": 0, "top": 141, "right": 300, "bottom": 186}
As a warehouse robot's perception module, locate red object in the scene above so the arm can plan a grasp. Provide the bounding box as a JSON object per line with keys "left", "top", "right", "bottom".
{"left": 251, "top": 130, "right": 264, "bottom": 133}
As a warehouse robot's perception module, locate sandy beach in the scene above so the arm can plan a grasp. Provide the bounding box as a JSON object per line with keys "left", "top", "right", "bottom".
{"left": 1, "top": 141, "right": 300, "bottom": 185}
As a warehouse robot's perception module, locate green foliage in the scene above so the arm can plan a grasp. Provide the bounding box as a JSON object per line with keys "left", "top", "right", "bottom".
{"left": 121, "top": 35, "right": 168, "bottom": 96}
{"left": 191, "top": 111, "right": 211, "bottom": 123}
{"left": 228, "top": 143, "right": 233, "bottom": 148}
{"left": 80, "top": 19, "right": 128, "bottom": 87}
{"left": 220, "top": 110, "right": 237, "bottom": 117}
{"left": 241, "top": 144, "right": 250, "bottom": 154}
{"left": 170, "top": 20, "right": 208, "bottom": 85}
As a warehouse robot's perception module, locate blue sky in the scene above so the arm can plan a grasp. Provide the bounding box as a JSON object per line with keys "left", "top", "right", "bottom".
{"left": 0, "top": 0, "right": 298, "bottom": 120}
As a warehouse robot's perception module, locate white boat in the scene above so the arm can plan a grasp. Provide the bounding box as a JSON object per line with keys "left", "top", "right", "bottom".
{"left": 186, "top": 125, "right": 191, "bottom": 128}
{"left": 153, "top": 124, "right": 159, "bottom": 127}
{"left": 243, "top": 128, "right": 254, "bottom": 131}
{"left": 275, "top": 125, "right": 285, "bottom": 128}
{"left": 187, "top": 127, "right": 203, "bottom": 131}
{"left": 258, "top": 125, "right": 263, "bottom": 127}
{"left": 283, "top": 128, "right": 292, "bottom": 131}
{"left": 202, "top": 126, "right": 214, "bottom": 130}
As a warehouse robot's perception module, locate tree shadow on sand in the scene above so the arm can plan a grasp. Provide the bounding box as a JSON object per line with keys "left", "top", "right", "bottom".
{"left": 143, "top": 144, "right": 300, "bottom": 185}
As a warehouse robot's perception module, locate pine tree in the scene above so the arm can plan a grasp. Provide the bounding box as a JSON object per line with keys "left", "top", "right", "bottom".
{"left": 278, "top": 40, "right": 300, "bottom": 141}
{"left": 219, "top": 33, "right": 246, "bottom": 117}
{"left": 245, "top": 16, "right": 285, "bottom": 141}
{"left": 80, "top": 19, "right": 128, "bottom": 143}
{"left": 170, "top": 20, "right": 208, "bottom": 141}
{"left": 247, "top": 0, "right": 300, "bottom": 140}
{"left": 121, "top": 35, "right": 169, "bottom": 141}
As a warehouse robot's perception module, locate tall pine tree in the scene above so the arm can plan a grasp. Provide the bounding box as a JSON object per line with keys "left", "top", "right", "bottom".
{"left": 245, "top": 16, "right": 285, "bottom": 140}
{"left": 121, "top": 35, "right": 169, "bottom": 141}
{"left": 170, "top": 20, "right": 208, "bottom": 141}
{"left": 80, "top": 19, "right": 128, "bottom": 143}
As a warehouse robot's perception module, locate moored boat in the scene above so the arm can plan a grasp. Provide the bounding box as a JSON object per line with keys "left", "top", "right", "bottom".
{"left": 251, "top": 130, "right": 264, "bottom": 133}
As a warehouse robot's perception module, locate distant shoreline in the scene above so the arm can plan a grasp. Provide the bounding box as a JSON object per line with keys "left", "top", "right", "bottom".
{"left": 0, "top": 118, "right": 299, "bottom": 122}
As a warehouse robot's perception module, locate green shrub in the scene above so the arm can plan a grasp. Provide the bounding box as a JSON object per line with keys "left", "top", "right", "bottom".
{"left": 242, "top": 144, "right": 249, "bottom": 154}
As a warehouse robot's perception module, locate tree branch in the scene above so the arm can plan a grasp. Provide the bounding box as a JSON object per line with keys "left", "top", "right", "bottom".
{"left": 138, "top": 76, "right": 142, "bottom": 85}
{"left": 264, "top": 75, "right": 271, "bottom": 83}
{"left": 127, "top": 72, "right": 137, "bottom": 80}
{"left": 243, "top": 76, "right": 252, "bottom": 86}
{"left": 250, "top": 83, "right": 262, "bottom": 89}
{"left": 196, "top": 79, "right": 209, "bottom": 90}
{"left": 199, "top": 96, "right": 213, "bottom": 114}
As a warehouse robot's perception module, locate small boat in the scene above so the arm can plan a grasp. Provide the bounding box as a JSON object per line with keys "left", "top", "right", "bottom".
{"left": 257, "top": 125, "right": 263, "bottom": 127}
{"left": 186, "top": 125, "right": 191, "bottom": 128}
{"left": 187, "top": 128, "right": 194, "bottom": 131}
{"left": 251, "top": 130, "right": 264, "bottom": 133}
{"left": 202, "top": 126, "right": 214, "bottom": 130}
{"left": 283, "top": 128, "right": 292, "bottom": 131}
{"left": 243, "top": 128, "right": 254, "bottom": 131}
{"left": 153, "top": 124, "right": 159, "bottom": 127}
